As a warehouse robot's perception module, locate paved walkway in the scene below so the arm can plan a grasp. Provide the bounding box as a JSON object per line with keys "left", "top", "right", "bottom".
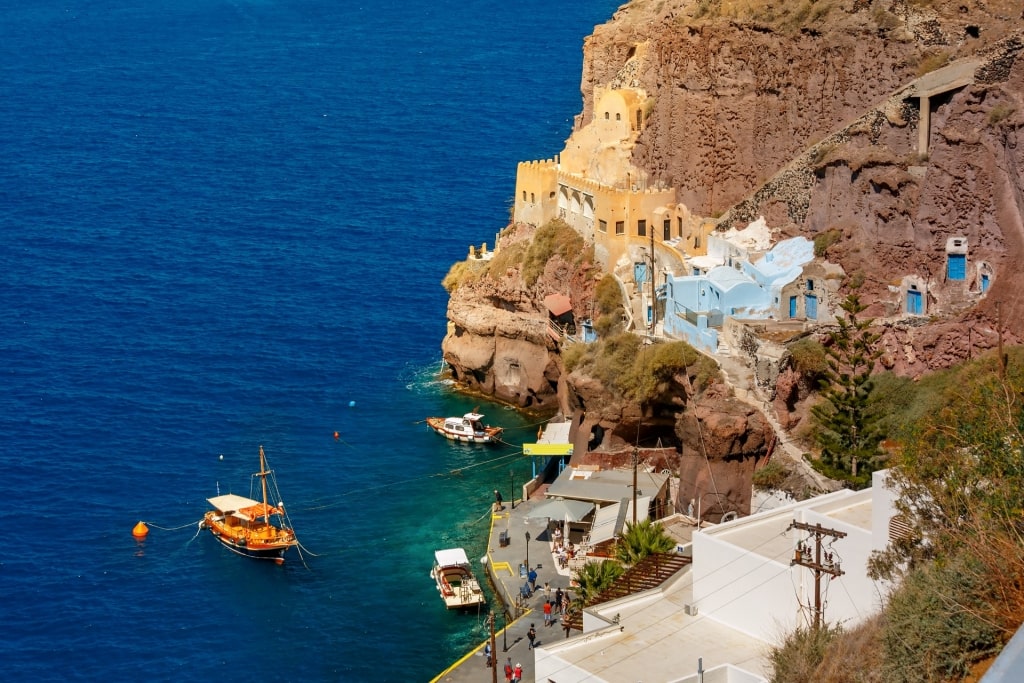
{"left": 431, "top": 489, "right": 576, "bottom": 683}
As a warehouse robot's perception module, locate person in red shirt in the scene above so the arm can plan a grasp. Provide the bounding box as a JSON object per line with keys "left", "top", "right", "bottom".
{"left": 543, "top": 599, "right": 553, "bottom": 626}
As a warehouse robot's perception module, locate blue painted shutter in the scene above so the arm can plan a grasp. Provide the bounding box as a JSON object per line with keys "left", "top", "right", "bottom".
{"left": 805, "top": 295, "right": 818, "bottom": 320}
{"left": 948, "top": 254, "right": 966, "bottom": 280}
{"left": 789, "top": 296, "right": 797, "bottom": 318}
{"left": 982, "top": 274, "right": 990, "bottom": 292}
{"left": 907, "top": 290, "right": 922, "bottom": 314}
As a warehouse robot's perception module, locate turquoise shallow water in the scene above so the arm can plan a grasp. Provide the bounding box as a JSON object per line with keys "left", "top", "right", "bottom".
{"left": 0, "top": 0, "right": 620, "bottom": 680}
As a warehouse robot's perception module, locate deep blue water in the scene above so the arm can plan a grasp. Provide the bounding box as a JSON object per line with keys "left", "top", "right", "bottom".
{"left": 0, "top": 1, "right": 620, "bottom": 680}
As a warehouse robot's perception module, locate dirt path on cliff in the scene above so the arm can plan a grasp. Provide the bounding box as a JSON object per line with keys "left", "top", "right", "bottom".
{"left": 714, "top": 352, "right": 839, "bottom": 495}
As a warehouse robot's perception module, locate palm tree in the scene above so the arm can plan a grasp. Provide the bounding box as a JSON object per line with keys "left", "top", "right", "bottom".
{"left": 574, "top": 559, "right": 624, "bottom": 605}
{"left": 614, "top": 518, "right": 676, "bottom": 567}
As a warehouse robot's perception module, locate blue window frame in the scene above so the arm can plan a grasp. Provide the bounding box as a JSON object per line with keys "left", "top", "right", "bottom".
{"left": 982, "top": 274, "right": 990, "bottom": 292}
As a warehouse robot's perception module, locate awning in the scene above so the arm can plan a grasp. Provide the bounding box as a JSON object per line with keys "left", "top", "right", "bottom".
{"left": 544, "top": 293, "right": 573, "bottom": 317}
{"left": 435, "top": 548, "right": 470, "bottom": 567}
{"left": 588, "top": 497, "right": 651, "bottom": 545}
{"left": 523, "top": 443, "right": 573, "bottom": 457}
{"left": 207, "top": 493, "right": 261, "bottom": 513}
{"left": 524, "top": 498, "right": 594, "bottom": 522}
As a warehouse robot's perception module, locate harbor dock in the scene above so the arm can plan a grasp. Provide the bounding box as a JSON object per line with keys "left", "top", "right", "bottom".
{"left": 431, "top": 485, "right": 576, "bottom": 683}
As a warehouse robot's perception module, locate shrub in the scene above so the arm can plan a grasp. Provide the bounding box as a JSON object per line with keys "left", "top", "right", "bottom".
{"left": 566, "top": 334, "right": 717, "bottom": 403}
{"left": 769, "top": 624, "right": 844, "bottom": 683}
{"left": 988, "top": 103, "right": 1016, "bottom": 125}
{"left": 441, "top": 260, "right": 486, "bottom": 292}
{"left": 594, "top": 274, "right": 623, "bottom": 316}
{"left": 813, "top": 228, "right": 842, "bottom": 257}
{"left": 881, "top": 556, "right": 1001, "bottom": 682}
{"left": 484, "top": 240, "right": 527, "bottom": 280}
{"left": 752, "top": 461, "right": 788, "bottom": 490}
{"left": 562, "top": 343, "right": 588, "bottom": 373}
{"left": 916, "top": 50, "right": 950, "bottom": 77}
{"left": 521, "top": 218, "right": 585, "bottom": 286}
{"left": 789, "top": 337, "right": 829, "bottom": 380}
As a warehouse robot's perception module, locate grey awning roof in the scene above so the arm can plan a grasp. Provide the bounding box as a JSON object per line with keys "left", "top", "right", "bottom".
{"left": 546, "top": 467, "right": 669, "bottom": 505}
{"left": 525, "top": 498, "right": 595, "bottom": 522}
{"left": 589, "top": 497, "right": 652, "bottom": 545}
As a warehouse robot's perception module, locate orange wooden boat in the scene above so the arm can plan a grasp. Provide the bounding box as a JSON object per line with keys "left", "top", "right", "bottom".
{"left": 202, "top": 445, "right": 298, "bottom": 564}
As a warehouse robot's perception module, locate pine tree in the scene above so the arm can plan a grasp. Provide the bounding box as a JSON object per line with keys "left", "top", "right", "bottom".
{"left": 810, "top": 292, "right": 884, "bottom": 486}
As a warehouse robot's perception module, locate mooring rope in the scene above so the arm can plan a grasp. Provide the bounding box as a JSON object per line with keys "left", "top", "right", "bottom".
{"left": 141, "top": 519, "right": 204, "bottom": 532}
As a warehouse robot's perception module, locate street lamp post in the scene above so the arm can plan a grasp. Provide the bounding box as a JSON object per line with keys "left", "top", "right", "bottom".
{"left": 510, "top": 469, "right": 515, "bottom": 510}
{"left": 503, "top": 610, "right": 510, "bottom": 651}
{"left": 525, "top": 531, "right": 531, "bottom": 569}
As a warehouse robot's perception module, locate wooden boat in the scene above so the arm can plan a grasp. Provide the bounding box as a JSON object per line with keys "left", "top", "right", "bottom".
{"left": 425, "top": 411, "right": 503, "bottom": 444}
{"left": 431, "top": 548, "right": 486, "bottom": 609}
{"left": 202, "top": 445, "right": 298, "bottom": 565}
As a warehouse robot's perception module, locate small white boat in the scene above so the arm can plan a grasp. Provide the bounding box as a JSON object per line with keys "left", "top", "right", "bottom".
{"left": 425, "top": 411, "right": 503, "bottom": 444}
{"left": 431, "top": 548, "right": 486, "bottom": 609}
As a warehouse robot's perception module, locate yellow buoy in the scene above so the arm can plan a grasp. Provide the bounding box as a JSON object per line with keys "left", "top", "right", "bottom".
{"left": 132, "top": 521, "right": 149, "bottom": 538}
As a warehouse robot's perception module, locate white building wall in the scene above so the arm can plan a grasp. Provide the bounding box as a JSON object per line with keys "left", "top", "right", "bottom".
{"left": 792, "top": 506, "right": 887, "bottom": 629}
{"left": 691, "top": 518, "right": 799, "bottom": 642}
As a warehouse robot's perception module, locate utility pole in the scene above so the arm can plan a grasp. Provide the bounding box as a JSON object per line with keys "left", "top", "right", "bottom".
{"left": 997, "top": 301, "right": 1006, "bottom": 379}
{"left": 650, "top": 218, "right": 657, "bottom": 333}
{"left": 489, "top": 612, "right": 497, "bottom": 683}
{"left": 632, "top": 447, "right": 639, "bottom": 526}
{"left": 789, "top": 521, "right": 847, "bottom": 630}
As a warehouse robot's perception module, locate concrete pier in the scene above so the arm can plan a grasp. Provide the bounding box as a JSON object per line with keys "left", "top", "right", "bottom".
{"left": 431, "top": 489, "right": 576, "bottom": 683}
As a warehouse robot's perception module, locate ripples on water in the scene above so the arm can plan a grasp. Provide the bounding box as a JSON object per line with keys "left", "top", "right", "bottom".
{"left": 1, "top": 0, "right": 621, "bottom": 679}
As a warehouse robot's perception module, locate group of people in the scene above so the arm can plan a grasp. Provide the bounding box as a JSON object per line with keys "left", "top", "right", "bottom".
{"left": 503, "top": 658, "right": 523, "bottom": 682}
{"left": 550, "top": 522, "right": 577, "bottom": 569}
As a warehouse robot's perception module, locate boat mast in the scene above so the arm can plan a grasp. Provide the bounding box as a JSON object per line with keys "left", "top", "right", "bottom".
{"left": 258, "top": 445, "right": 271, "bottom": 524}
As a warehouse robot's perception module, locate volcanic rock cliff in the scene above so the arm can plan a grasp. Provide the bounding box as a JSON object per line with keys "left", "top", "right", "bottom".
{"left": 584, "top": 0, "right": 1024, "bottom": 372}
{"left": 441, "top": 0, "right": 1024, "bottom": 504}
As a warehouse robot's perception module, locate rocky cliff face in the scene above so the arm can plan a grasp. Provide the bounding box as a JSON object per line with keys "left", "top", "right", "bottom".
{"left": 441, "top": 0, "right": 1024, "bottom": 502}
{"left": 583, "top": 0, "right": 1024, "bottom": 374}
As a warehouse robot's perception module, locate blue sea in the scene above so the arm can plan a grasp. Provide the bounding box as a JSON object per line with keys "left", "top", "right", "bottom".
{"left": 0, "top": 1, "right": 620, "bottom": 680}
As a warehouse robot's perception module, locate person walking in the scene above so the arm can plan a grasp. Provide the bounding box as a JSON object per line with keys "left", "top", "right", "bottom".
{"left": 503, "top": 658, "right": 513, "bottom": 683}
{"left": 554, "top": 587, "right": 563, "bottom": 611}
{"left": 528, "top": 566, "right": 538, "bottom": 591}
{"left": 513, "top": 662, "right": 523, "bottom": 683}
{"left": 543, "top": 599, "right": 552, "bottom": 627}
{"left": 527, "top": 624, "right": 537, "bottom": 650}
{"left": 484, "top": 642, "right": 492, "bottom": 668}
{"left": 562, "top": 613, "right": 572, "bottom": 639}
{"left": 494, "top": 489, "right": 503, "bottom": 512}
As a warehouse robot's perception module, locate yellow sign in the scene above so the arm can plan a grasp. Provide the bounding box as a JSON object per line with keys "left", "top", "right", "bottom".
{"left": 522, "top": 443, "right": 573, "bottom": 457}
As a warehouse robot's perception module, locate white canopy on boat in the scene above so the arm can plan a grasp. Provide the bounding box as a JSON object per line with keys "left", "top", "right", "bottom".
{"left": 207, "top": 493, "right": 261, "bottom": 513}
{"left": 434, "top": 548, "right": 471, "bottom": 568}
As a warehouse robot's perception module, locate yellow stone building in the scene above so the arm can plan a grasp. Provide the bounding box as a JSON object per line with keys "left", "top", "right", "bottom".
{"left": 513, "top": 84, "right": 715, "bottom": 297}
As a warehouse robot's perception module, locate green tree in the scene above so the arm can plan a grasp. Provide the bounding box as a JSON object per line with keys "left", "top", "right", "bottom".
{"left": 614, "top": 518, "right": 676, "bottom": 567}
{"left": 810, "top": 292, "right": 884, "bottom": 486}
{"left": 574, "top": 559, "right": 624, "bottom": 605}
{"left": 868, "top": 351, "right": 1024, "bottom": 677}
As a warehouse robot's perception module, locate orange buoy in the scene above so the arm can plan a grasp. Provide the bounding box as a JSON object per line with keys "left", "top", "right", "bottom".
{"left": 333, "top": 431, "right": 339, "bottom": 440}
{"left": 132, "top": 521, "right": 149, "bottom": 538}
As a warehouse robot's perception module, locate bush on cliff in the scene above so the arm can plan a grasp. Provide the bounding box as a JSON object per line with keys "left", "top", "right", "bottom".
{"left": 521, "top": 218, "right": 589, "bottom": 286}
{"left": 441, "top": 258, "right": 490, "bottom": 292}
{"left": 567, "top": 333, "right": 717, "bottom": 404}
